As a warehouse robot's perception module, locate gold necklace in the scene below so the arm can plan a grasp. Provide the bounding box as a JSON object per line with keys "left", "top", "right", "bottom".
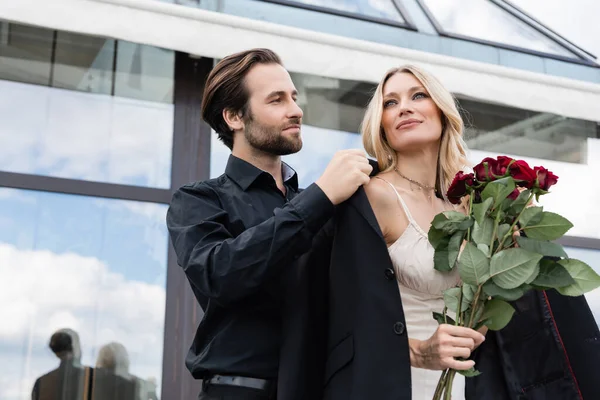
{"left": 394, "top": 168, "right": 436, "bottom": 199}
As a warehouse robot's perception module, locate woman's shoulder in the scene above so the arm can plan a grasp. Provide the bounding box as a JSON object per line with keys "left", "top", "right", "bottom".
{"left": 364, "top": 173, "right": 398, "bottom": 209}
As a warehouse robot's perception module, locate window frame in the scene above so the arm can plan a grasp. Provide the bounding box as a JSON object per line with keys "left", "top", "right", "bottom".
{"left": 415, "top": 0, "right": 599, "bottom": 67}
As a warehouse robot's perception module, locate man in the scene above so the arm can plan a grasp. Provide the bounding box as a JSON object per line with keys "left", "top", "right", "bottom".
{"left": 32, "top": 329, "right": 91, "bottom": 400}
{"left": 166, "top": 48, "right": 372, "bottom": 400}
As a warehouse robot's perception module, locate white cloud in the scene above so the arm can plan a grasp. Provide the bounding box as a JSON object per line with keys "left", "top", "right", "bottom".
{"left": 0, "top": 244, "right": 165, "bottom": 400}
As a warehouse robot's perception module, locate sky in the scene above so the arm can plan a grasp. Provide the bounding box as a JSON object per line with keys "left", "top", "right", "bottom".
{"left": 1, "top": 2, "right": 599, "bottom": 399}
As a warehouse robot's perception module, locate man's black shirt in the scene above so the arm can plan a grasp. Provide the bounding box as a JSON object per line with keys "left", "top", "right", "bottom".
{"left": 166, "top": 155, "right": 333, "bottom": 379}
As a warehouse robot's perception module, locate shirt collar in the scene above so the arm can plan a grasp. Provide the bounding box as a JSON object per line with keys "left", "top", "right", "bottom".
{"left": 225, "top": 155, "right": 299, "bottom": 191}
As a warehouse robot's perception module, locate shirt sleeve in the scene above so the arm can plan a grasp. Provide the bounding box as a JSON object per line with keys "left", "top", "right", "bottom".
{"left": 166, "top": 182, "right": 334, "bottom": 306}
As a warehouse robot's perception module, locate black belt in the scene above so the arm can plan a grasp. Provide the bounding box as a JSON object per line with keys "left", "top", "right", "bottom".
{"left": 205, "top": 374, "right": 275, "bottom": 391}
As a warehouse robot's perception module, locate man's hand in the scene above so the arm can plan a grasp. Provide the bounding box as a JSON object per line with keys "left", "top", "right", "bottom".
{"left": 316, "top": 149, "right": 373, "bottom": 205}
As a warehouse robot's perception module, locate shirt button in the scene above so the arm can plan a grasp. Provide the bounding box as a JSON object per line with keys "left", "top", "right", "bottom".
{"left": 385, "top": 268, "right": 395, "bottom": 280}
{"left": 393, "top": 321, "right": 405, "bottom": 335}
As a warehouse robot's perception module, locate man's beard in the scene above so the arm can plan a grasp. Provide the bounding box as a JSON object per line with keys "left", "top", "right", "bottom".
{"left": 244, "top": 114, "right": 302, "bottom": 156}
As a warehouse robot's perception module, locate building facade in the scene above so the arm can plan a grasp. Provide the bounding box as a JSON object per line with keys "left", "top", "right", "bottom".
{"left": 0, "top": 0, "right": 599, "bottom": 399}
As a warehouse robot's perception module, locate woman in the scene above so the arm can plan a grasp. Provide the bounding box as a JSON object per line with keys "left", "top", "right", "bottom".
{"left": 320, "top": 65, "right": 600, "bottom": 400}
{"left": 362, "top": 65, "right": 482, "bottom": 399}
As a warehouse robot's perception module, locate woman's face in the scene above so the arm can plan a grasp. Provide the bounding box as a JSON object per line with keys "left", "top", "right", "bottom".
{"left": 381, "top": 72, "right": 443, "bottom": 153}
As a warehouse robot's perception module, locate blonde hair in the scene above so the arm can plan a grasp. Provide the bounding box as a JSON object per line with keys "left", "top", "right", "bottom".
{"left": 361, "top": 65, "right": 470, "bottom": 200}
{"left": 96, "top": 342, "right": 130, "bottom": 376}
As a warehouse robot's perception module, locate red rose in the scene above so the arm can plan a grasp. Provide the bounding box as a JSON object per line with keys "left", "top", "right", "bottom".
{"left": 509, "top": 160, "right": 537, "bottom": 188}
{"left": 473, "top": 156, "right": 514, "bottom": 181}
{"left": 508, "top": 188, "right": 520, "bottom": 200}
{"left": 447, "top": 171, "right": 474, "bottom": 204}
{"left": 534, "top": 166, "right": 558, "bottom": 191}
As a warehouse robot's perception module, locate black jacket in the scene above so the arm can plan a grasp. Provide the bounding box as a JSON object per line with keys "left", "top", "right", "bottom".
{"left": 281, "top": 185, "right": 600, "bottom": 400}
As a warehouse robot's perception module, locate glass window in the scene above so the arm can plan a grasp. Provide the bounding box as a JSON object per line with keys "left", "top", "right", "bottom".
{"left": 0, "top": 21, "right": 175, "bottom": 188}
{"left": 0, "top": 188, "right": 167, "bottom": 400}
{"left": 561, "top": 247, "right": 600, "bottom": 328}
{"left": 461, "top": 98, "right": 598, "bottom": 164}
{"left": 0, "top": 22, "right": 54, "bottom": 86}
{"left": 210, "top": 73, "right": 374, "bottom": 187}
{"left": 421, "top": 0, "right": 575, "bottom": 58}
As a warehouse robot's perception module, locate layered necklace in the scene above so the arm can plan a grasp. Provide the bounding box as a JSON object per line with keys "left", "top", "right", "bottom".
{"left": 394, "top": 168, "right": 436, "bottom": 200}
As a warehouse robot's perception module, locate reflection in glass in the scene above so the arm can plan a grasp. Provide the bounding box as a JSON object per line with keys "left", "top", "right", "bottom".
{"left": 562, "top": 247, "right": 600, "bottom": 328}
{"left": 0, "top": 20, "right": 174, "bottom": 188}
{"left": 0, "top": 188, "right": 167, "bottom": 400}
{"left": 52, "top": 31, "right": 116, "bottom": 95}
{"left": 289, "top": 0, "right": 405, "bottom": 22}
{"left": 460, "top": 97, "right": 597, "bottom": 164}
{"left": 0, "top": 80, "right": 174, "bottom": 188}
{"left": 421, "top": 0, "right": 575, "bottom": 57}
{"left": 0, "top": 22, "right": 54, "bottom": 86}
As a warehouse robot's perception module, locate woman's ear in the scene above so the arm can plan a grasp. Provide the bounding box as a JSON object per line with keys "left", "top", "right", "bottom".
{"left": 223, "top": 108, "right": 244, "bottom": 132}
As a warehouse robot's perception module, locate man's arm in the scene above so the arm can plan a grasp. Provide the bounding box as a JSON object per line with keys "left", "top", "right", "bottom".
{"left": 166, "top": 182, "right": 333, "bottom": 306}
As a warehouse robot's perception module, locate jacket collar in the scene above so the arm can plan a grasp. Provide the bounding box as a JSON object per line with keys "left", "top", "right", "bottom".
{"left": 225, "top": 154, "right": 299, "bottom": 191}
{"left": 348, "top": 158, "right": 384, "bottom": 241}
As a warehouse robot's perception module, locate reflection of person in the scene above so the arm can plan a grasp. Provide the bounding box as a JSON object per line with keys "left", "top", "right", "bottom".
{"left": 92, "top": 342, "right": 137, "bottom": 400}
{"left": 32, "top": 328, "right": 91, "bottom": 400}
{"left": 166, "top": 48, "right": 371, "bottom": 400}
{"left": 319, "top": 65, "right": 600, "bottom": 400}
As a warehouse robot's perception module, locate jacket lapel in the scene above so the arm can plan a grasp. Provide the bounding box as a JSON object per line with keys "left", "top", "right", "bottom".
{"left": 348, "top": 186, "right": 384, "bottom": 241}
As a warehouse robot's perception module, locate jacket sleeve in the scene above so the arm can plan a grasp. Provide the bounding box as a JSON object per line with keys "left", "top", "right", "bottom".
{"left": 166, "top": 182, "right": 334, "bottom": 306}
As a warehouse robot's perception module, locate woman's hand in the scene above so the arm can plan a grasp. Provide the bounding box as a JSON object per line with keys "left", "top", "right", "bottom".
{"left": 408, "top": 324, "right": 485, "bottom": 371}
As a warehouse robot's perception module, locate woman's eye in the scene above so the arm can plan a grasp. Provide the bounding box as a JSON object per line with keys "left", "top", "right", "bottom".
{"left": 383, "top": 100, "right": 396, "bottom": 108}
{"left": 413, "top": 92, "right": 428, "bottom": 100}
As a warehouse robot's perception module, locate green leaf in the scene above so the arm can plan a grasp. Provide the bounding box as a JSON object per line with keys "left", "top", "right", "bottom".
{"left": 515, "top": 237, "right": 568, "bottom": 258}
{"left": 508, "top": 189, "right": 532, "bottom": 216}
{"left": 428, "top": 226, "right": 449, "bottom": 249}
{"left": 472, "top": 217, "right": 495, "bottom": 247}
{"left": 481, "top": 298, "right": 515, "bottom": 331}
{"left": 524, "top": 262, "right": 540, "bottom": 284}
{"left": 458, "top": 242, "right": 491, "bottom": 285}
{"left": 432, "top": 211, "right": 472, "bottom": 235}
{"left": 557, "top": 259, "right": 600, "bottom": 296}
{"left": 497, "top": 224, "right": 511, "bottom": 245}
{"left": 458, "top": 367, "right": 482, "bottom": 377}
{"left": 522, "top": 212, "right": 573, "bottom": 241}
{"left": 481, "top": 177, "right": 516, "bottom": 209}
{"left": 462, "top": 283, "right": 477, "bottom": 303}
{"left": 432, "top": 311, "right": 456, "bottom": 325}
{"left": 519, "top": 206, "right": 543, "bottom": 228}
{"left": 532, "top": 259, "right": 575, "bottom": 289}
{"left": 448, "top": 231, "right": 465, "bottom": 270}
{"left": 477, "top": 243, "right": 490, "bottom": 255}
{"left": 434, "top": 238, "right": 452, "bottom": 272}
{"left": 443, "top": 287, "right": 462, "bottom": 313}
{"left": 472, "top": 197, "right": 493, "bottom": 226}
{"left": 490, "top": 248, "right": 543, "bottom": 289}
{"left": 483, "top": 280, "right": 530, "bottom": 301}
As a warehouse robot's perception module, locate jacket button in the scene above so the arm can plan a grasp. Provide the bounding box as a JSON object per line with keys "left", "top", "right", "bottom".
{"left": 393, "top": 321, "right": 405, "bottom": 335}
{"left": 385, "top": 268, "right": 395, "bottom": 280}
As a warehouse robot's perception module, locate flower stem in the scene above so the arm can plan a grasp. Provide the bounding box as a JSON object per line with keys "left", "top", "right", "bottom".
{"left": 466, "top": 193, "right": 474, "bottom": 242}
{"left": 468, "top": 285, "right": 483, "bottom": 328}
{"left": 433, "top": 369, "right": 449, "bottom": 400}
{"left": 495, "top": 192, "right": 535, "bottom": 253}
{"left": 444, "top": 370, "right": 457, "bottom": 400}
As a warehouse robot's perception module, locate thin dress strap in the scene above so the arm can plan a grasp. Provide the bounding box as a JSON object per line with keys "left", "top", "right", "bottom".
{"left": 374, "top": 177, "right": 418, "bottom": 226}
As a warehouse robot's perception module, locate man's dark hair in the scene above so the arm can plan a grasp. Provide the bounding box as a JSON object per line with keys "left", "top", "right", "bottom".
{"left": 201, "top": 48, "right": 283, "bottom": 150}
{"left": 49, "top": 331, "right": 73, "bottom": 355}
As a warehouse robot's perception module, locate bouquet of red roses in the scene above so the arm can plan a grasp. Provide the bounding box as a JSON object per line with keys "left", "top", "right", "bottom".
{"left": 429, "top": 156, "right": 600, "bottom": 400}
